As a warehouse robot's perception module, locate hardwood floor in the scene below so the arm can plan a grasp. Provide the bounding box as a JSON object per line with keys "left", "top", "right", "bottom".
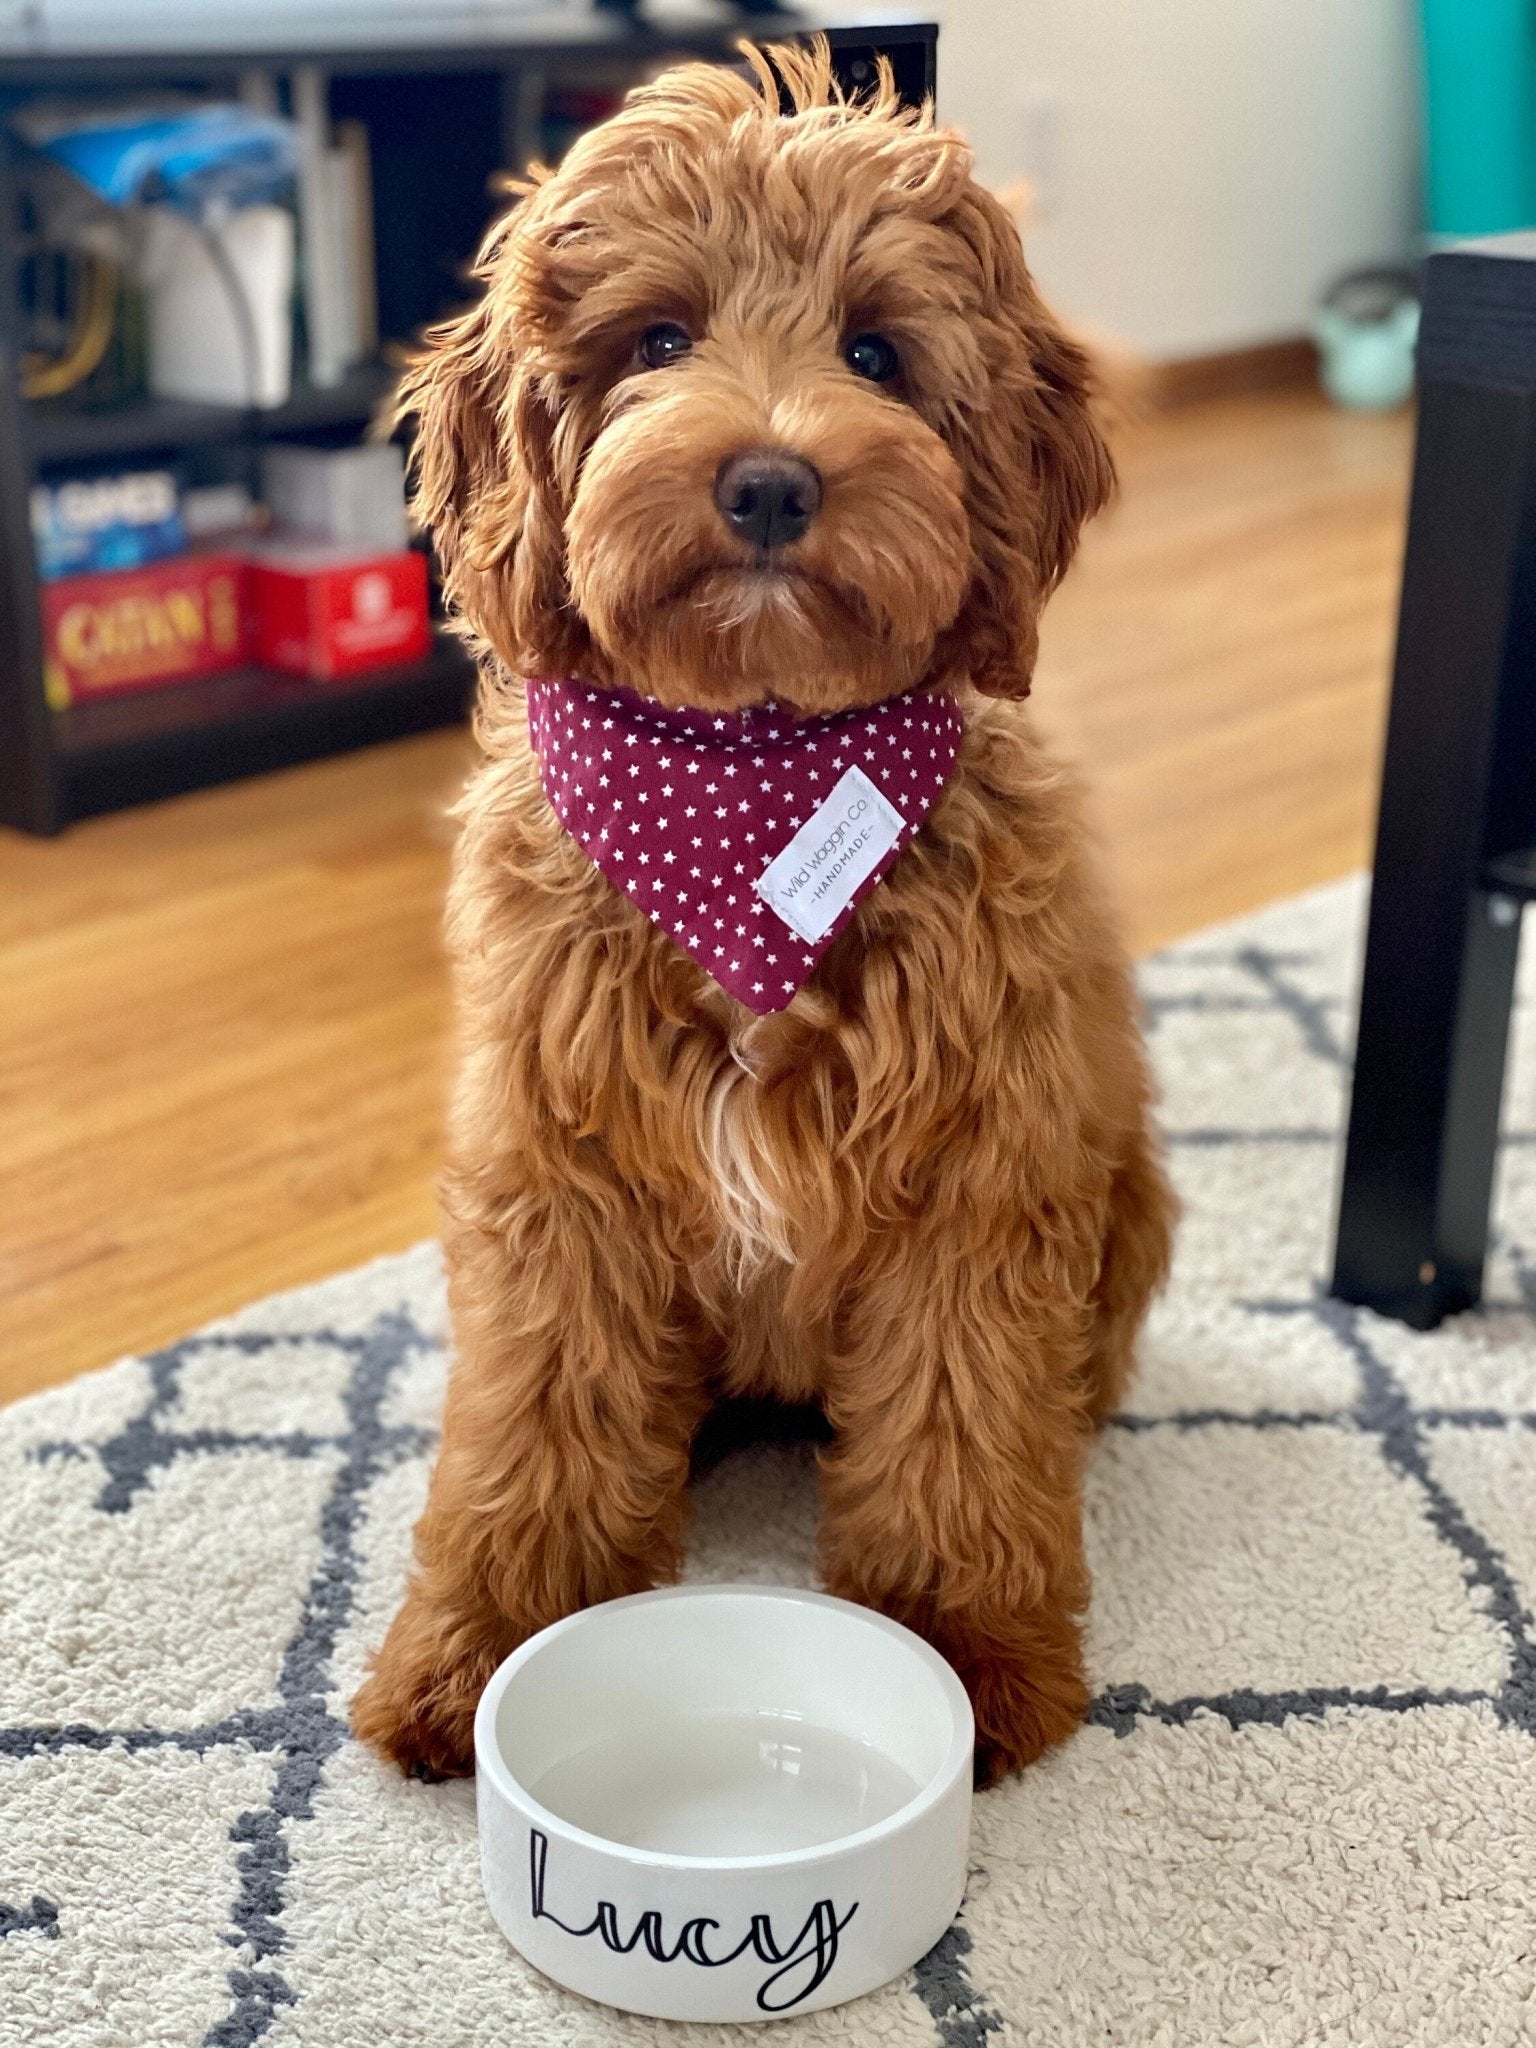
{"left": 1034, "top": 386, "right": 1412, "bottom": 948}
{"left": 0, "top": 388, "right": 1413, "bottom": 1400}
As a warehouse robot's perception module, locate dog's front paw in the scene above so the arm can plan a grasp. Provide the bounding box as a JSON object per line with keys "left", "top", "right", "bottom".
{"left": 351, "top": 1660, "right": 479, "bottom": 1778}
{"left": 350, "top": 1589, "right": 509, "bottom": 1778}
{"left": 952, "top": 1628, "right": 1090, "bottom": 1788}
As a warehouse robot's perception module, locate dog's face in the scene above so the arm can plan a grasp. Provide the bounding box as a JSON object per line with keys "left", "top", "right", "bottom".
{"left": 403, "top": 43, "right": 1113, "bottom": 718}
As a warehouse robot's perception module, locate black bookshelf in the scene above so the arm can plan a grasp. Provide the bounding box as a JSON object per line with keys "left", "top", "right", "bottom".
{"left": 53, "top": 640, "right": 473, "bottom": 821}
{"left": 26, "top": 358, "right": 397, "bottom": 467}
{"left": 0, "top": 15, "right": 938, "bottom": 833}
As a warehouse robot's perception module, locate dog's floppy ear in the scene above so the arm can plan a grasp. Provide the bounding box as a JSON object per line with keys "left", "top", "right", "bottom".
{"left": 392, "top": 243, "right": 589, "bottom": 682}
{"left": 935, "top": 186, "right": 1115, "bottom": 701}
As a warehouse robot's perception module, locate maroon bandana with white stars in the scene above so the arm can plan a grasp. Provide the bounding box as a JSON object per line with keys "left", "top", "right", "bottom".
{"left": 526, "top": 678, "right": 965, "bottom": 1014}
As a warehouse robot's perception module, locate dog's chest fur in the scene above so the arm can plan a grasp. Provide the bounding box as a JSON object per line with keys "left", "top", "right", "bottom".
{"left": 452, "top": 702, "right": 1101, "bottom": 1399}
{"left": 695, "top": 1020, "right": 796, "bottom": 1280}
{"left": 685, "top": 1012, "right": 843, "bottom": 1404}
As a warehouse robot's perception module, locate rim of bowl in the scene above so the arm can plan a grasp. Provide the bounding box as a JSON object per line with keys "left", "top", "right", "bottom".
{"left": 472, "top": 1583, "right": 975, "bottom": 1872}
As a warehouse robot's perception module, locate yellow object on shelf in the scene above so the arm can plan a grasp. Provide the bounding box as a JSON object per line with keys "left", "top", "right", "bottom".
{"left": 21, "top": 254, "right": 118, "bottom": 401}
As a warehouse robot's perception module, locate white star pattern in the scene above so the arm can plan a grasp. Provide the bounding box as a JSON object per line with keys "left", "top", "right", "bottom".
{"left": 525, "top": 677, "right": 962, "bottom": 1015}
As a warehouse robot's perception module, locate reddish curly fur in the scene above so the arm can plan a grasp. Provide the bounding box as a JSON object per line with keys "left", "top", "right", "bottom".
{"left": 351, "top": 42, "right": 1175, "bottom": 1787}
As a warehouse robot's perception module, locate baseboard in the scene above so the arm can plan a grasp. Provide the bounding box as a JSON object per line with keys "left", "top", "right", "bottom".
{"left": 1153, "top": 336, "right": 1318, "bottom": 407}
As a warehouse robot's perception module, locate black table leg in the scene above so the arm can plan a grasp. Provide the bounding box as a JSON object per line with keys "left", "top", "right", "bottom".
{"left": 1333, "top": 240, "right": 1536, "bottom": 1329}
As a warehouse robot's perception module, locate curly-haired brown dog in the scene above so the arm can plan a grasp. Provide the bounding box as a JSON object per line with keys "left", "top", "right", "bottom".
{"left": 352, "top": 42, "right": 1174, "bottom": 1786}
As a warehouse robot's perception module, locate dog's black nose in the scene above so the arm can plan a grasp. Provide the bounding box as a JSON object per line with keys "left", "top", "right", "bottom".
{"left": 714, "top": 452, "right": 822, "bottom": 550}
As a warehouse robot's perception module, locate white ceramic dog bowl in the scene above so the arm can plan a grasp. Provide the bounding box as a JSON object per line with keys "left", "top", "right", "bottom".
{"left": 474, "top": 1584, "right": 973, "bottom": 2022}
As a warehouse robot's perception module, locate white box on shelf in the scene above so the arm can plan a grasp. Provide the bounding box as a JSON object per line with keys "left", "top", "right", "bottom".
{"left": 261, "top": 441, "right": 410, "bottom": 551}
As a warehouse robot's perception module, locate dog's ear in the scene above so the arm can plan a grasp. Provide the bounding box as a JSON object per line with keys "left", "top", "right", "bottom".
{"left": 393, "top": 254, "right": 589, "bottom": 682}
{"left": 393, "top": 285, "right": 510, "bottom": 592}
{"left": 935, "top": 187, "right": 1115, "bottom": 701}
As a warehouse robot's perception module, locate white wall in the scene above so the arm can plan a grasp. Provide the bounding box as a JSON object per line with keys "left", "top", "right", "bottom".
{"left": 935, "top": 0, "right": 1422, "bottom": 360}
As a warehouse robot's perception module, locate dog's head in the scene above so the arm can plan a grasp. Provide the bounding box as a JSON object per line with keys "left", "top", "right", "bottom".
{"left": 401, "top": 40, "right": 1113, "bottom": 718}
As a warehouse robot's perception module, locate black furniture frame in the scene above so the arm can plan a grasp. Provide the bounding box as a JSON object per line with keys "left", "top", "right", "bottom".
{"left": 0, "top": 14, "right": 936, "bottom": 834}
{"left": 1333, "top": 233, "right": 1536, "bottom": 1328}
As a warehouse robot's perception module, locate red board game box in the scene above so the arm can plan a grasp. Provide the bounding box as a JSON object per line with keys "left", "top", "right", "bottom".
{"left": 247, "top": 542, "right": 432, "bottom": 682}
{"left": 42, "top": 551, "right": 248, "bottom": 707}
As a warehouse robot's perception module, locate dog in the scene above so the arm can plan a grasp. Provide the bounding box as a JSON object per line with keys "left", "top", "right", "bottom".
{"left": 351, "top": 40, "right": 1174, "bottom": 1787}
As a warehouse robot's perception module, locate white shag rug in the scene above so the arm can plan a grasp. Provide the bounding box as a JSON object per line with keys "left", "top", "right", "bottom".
{"left": 3, "top": 875, "right": 1535, "bottom": 2048}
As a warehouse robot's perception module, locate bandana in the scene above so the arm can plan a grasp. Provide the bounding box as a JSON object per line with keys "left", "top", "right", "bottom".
{"left": 526, "top": 678, "right": 964, "bottom": 1014}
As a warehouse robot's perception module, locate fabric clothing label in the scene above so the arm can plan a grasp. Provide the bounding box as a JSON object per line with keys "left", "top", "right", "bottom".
{"left": 754, "top": 767, "right": 906, "bottom": 943}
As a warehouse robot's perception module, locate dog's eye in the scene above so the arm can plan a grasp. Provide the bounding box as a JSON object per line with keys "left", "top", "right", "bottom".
{"left": 844, "top": 333, "right": 900, "bottom": 383}
{"left": 638, "top": 322, "right": 693, "bottom": 369}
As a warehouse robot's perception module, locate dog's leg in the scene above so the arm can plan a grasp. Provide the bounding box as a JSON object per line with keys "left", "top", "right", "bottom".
{"left": 352, "top": 1199, "right": 709, "bottom": 1777}
{"left": 819, "top": 1253, "right": 1093, "bottom": 1787}
{"left": 1083, "top": 1123, "right": 1175, "bottom": 1424}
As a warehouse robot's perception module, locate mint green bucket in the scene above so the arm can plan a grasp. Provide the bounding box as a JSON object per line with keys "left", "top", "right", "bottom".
{"left": 1422, "top": 0, "right": 1536, "bottom": 235}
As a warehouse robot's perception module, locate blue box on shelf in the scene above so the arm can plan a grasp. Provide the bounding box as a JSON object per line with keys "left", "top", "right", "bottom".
{"left": 30, "top": 468, "right": 186, "bottom": 581}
